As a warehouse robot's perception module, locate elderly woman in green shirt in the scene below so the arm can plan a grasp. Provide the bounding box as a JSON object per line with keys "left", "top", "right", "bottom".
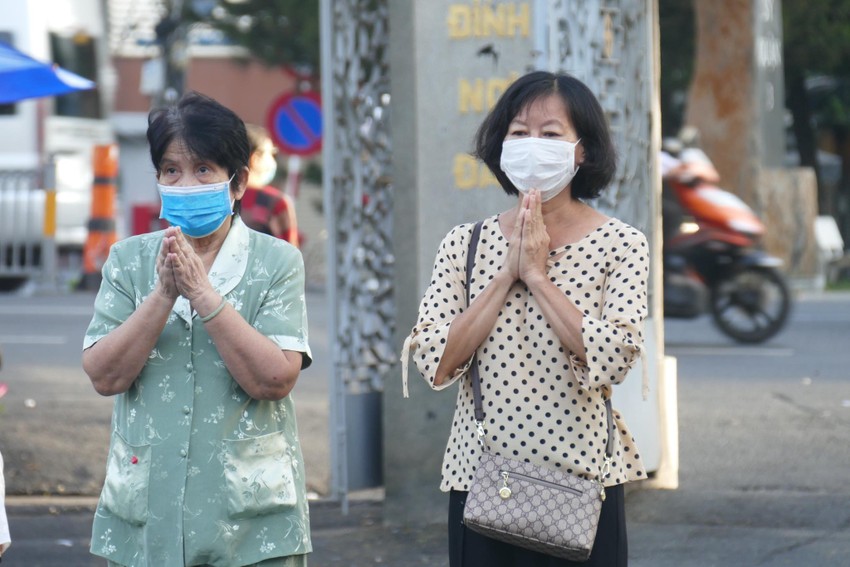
{"left": 83, "top": 92, "right": 312, "bottom": 567}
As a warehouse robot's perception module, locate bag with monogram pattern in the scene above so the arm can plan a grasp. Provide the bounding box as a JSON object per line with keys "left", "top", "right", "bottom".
{"left": 460, "top": 221, "right": 613, "bottom": 561}
{"left": 463, "top": 449, "right": 609, "bottom": 561}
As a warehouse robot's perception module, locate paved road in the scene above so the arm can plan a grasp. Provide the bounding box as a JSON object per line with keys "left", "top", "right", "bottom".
{"left": 629, "top": 291, "right": 850, "bottom": 567}
{"left": 0, "top": 288, "right": 331, "bottom": 498}
{"left": 2, "top": 289, "right": 850, "bottom": 566}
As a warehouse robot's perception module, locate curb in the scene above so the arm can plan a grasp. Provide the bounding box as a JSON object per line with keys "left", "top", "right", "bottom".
{"left": 5, "top": 495, "right": 99, "bottom": 515}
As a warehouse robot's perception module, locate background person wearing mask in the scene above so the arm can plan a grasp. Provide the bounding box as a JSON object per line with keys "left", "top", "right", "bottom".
{"left": 239, "top": 124, "right": 300, "bottom": 246}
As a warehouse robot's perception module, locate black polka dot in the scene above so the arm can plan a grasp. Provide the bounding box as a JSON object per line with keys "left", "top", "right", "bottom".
{"left": 408, "top": 216, "right": 648, "bottom": 491}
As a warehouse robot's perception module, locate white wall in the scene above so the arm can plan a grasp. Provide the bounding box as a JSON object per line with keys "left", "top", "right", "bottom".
{"left": 0, "top": 0, "right": 111, "bottom": 172}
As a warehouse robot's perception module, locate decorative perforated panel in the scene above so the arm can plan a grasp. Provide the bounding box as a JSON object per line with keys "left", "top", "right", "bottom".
{"left": 550, "top": 0, "right": 653, "bottom": 235}
{"left": 324, "top": 0, "right": 395, "bottom": 394}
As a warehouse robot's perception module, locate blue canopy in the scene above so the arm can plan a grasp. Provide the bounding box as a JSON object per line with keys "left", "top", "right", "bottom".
{"left": 0, "top": 40, "right": 95, "bottom": 104}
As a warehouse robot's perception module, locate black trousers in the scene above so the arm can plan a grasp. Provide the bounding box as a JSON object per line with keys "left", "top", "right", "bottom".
{"left": 448, "top": 485, "right": 627, "bottom": 567}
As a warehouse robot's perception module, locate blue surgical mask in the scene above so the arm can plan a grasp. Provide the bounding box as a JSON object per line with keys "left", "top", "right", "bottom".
{"left": 158, "top": 175, "right": 235, "bottom": 238}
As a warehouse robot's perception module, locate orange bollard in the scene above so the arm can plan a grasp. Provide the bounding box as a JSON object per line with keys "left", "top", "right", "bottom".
{"left": 79, "top": 144, "right": 119, "bottom": 291}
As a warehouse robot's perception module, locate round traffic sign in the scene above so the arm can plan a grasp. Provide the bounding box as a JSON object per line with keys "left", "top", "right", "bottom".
{"left": 266, "top": 91, "right": 322, "bottom": 157}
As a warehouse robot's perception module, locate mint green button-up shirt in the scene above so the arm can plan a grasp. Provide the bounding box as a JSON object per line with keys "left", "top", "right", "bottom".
{"left": 84, "top": 218, "right": 312, "bottom": 567}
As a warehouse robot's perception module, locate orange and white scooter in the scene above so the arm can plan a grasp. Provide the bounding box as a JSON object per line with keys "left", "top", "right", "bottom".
{"left": 661, "top": 138, "right": 791, "bottom": 343}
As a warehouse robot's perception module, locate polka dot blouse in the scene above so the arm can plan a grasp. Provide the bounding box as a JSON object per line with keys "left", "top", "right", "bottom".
{"left": 402, "top": 215, "right": 648, "bottom": 492}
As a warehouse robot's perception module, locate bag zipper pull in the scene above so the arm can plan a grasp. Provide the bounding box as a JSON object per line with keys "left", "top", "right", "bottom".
{"left": 499, "top": 471, "right": 512, "bottom": 499}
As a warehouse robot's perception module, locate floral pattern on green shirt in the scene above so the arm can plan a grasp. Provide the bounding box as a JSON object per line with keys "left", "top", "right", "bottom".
{"left": 85, "top": 218, "right": 312, "bottom": 567}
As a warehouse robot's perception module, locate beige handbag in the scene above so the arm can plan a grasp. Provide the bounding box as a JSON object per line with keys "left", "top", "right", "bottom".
{"left": 460, "top": 221, "right": 613, "bottom": 561}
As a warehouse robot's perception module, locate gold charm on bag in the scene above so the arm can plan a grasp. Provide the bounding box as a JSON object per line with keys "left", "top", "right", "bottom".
{"left": 499, "top": 472, "right": 512, "bottom": 499}
{"left": 600, "top": 454, "right": 611, "bottom": 501}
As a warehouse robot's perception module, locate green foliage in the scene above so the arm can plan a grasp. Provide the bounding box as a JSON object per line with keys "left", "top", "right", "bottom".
{"left": 783, "top": 1, "right": 850, "bottom": 131}
{"left": 782, "top": 1, "right": 850, "bottom": 218}
{"left": 821, "top": 86, "right": 850, "bottom": 127}
{"left": 783, "top": 0, "right": 850, "bottom": 78}
{"left": 826, "top": 273, "right": 850, "bottom": 290}
{"left": 189, "top": 0, "right": 320, "bottom": 72}
{"left": 304, "top": 161, "right": 322, "bottom": 185}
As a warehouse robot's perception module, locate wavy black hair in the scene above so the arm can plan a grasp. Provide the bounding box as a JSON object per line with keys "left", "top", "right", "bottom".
{"left": 473, "top": 71, "right": 617, "bottom": 200}
{"left": 147, "top": 91, "right": 250, "bottom": 184}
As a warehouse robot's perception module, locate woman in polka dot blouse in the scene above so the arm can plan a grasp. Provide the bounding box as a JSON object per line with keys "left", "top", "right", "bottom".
{"left": 402, "top": 71, "right": 649, "bottom": 567}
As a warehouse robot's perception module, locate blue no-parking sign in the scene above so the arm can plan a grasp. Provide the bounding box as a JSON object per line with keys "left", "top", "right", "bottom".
{"left": 266, "top": 91, "right": 322, "bottom": 157}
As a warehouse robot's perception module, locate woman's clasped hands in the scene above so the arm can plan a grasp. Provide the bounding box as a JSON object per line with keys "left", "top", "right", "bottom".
{"left": 504, "top": 188, "right": 551, "bottom": 286}
{"left": 156, "top": 226, "right": 217, "bottom": 306}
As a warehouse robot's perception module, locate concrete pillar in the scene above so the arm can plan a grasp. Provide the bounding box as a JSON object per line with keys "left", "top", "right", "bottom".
{"left": 387, "top": 0, "right": 668, "bottom": 525}
{"left": 760, "top": 167, "right": 820, "bottom": 281}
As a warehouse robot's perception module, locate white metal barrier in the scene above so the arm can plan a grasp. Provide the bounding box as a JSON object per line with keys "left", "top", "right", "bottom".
{"left": 815, "top": 215, "right": 850, "bottom": 286}
{"left": 0, "top": 169, "right": 45, "bottom": 289}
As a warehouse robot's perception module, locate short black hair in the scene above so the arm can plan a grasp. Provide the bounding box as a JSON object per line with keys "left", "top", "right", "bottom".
{"left": 147, "top": 91, "right": 250, "bottom": 182}
{"left": 473, "top": 71, "right": 617, "bottom": 200}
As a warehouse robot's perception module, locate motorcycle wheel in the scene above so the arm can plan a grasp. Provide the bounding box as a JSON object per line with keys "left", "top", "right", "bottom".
{"left": 709, "top": 266, "right": 791, "bottom": 344}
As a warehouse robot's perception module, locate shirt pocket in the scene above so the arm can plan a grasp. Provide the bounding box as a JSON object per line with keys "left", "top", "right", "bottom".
{"left": 101, "top": 431, "right": 151, "bottom": 526}
{"left": 222, "top": 430, "right": 297, "bottom": 519}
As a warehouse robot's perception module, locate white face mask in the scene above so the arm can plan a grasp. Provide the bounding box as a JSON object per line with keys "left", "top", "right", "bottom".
{"left": 254, "top": 152, "right": 278, "bottom": 187}
{"left": 499, "top": 137, "right": 580, "bottom": 201}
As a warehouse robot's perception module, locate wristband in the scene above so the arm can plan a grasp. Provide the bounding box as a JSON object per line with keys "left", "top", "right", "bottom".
{"left": 200, "top": 297, "right": 227, "bottom": 323}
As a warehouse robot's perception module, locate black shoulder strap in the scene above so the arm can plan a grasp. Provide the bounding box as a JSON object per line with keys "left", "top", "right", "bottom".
{"left": 464, "top": 219, "right": 615, "bottom": 463}
{"left": 465, "top": 221, "right": 484, "bottom": 422}
{"left": 465, "top": 221, "right": 484, "bottom": 301}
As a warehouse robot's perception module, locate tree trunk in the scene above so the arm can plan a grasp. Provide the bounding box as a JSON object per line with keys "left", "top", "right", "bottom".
{"left": 787, "top": 73, "right": 826, "bottom": 213}
{"left": 686, "top": 0, "right": 757, "bottom": 206}
{"left": 832, "top": 125, "right": 850, "bottom": 240}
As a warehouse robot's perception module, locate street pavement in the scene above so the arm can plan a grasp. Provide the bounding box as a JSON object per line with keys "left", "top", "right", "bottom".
{"left": 2, "top": 285, "right": 850, "bottom": 566}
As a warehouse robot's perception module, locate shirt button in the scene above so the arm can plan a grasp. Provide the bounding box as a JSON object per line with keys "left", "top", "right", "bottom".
{"left": 179, "top": 449, "right": 187, "bottom": 457}
{"left": 186, "top": 362, "right": 193, "bottom": 371}
{"left": 185, "top": 323, "right": 191, "bottom": 330}
{"left": 183, "top": 406, "right": 191, "bottom": 415}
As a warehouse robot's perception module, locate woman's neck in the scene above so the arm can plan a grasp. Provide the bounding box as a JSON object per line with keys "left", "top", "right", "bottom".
{"left": 188, "top": 216, "right": 233, "bottom": 260}
{"left": 541, "top": 192, "right": 609, "bottom": 246}
{"left": 542, "top": 192, "right": 585, "bottom": 218}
